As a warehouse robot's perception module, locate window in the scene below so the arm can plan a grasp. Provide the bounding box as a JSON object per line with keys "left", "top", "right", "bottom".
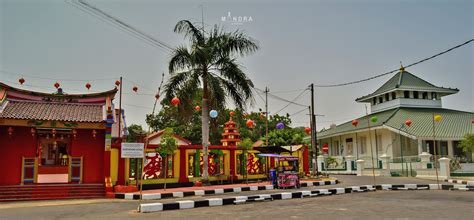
{"left": 376, "top": 135, "right": 383, "bottom": 153}
{"left": 373, "top": 98, "right": 376, "bottom": 105}
{"left": 431, "top": 92, "right": 437, "bottom": 100}
{"left": 422, "top": 92, "right": 428, "bottom": 99}
{"left": 346, "top": 138, "right": 353, "bottom": 155}
{"left": 404, "top": 91, "right": 410, "bottom": 98}
{"left": 359, "top": 137, "right": 367, "bottom": 154}
{"left": 413, "top": 91, "right": 419, "bottom": 99}
{"left": 378, "top": 97, "right": 383, "bottom": 103}
{"left": 391, "top": 92, "right": 396, "bottom": 100}
{"left": 385, "top": 93, "right": 389, "bottom": 101}
{"left": 333, "top": 141, "right": 340, "bottom": 156}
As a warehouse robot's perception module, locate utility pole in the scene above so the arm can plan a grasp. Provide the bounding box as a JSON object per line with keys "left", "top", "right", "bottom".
{"left": 265, "top": 86, "right": 269, "bottom": 146}
{"left": 310, "top": 83, "right": 318, "bottom": 176}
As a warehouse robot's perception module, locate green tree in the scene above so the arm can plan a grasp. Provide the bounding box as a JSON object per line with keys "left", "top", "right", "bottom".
{"left": 126, "top": 124, "right": 145, "bottom": 142}
{"left": 460, "top": 133, "right": 474, "bottom": 152}
{"left": 164, "top": 20, "right": 258, "bottom": 183}
{"left": 158, "top": 128, "right": 178, "bottom": 189}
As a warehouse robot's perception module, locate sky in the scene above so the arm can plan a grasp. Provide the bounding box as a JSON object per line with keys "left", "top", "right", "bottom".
{"left": 1, "top": 0, "right": 472, "bottom": 130}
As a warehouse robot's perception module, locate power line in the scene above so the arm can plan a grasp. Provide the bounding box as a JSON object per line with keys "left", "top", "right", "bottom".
{"left": 314, "top": 39, "right": 474, "bottom": 87}
{"left": 0, "top": 70, "right": 118, "bottom": 82}
{"left": 254, "top": 87, "right": 307, "bottom": 107}
{"left": 274, "top": 89, "right": 309, "bottom": 114}
{"left": 66, "top": 0, "right": 173, "bottom": 53}
{"left": 289, "top": 107, "right": 308, "bottom": 117}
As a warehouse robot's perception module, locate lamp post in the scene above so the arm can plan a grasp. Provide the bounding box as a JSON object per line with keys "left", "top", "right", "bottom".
{"left": 432, "top": 114, "right": 442, "bottom": 187}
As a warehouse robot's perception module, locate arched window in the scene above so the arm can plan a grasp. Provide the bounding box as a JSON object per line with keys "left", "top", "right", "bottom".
{"left": 378, "top": 97, "right": 383, "bottom": 103}
{"left": 432, "top": 92, "right": 437, "bottom": 100}
{"left": 373, "top": 97, "right": 376, "bottom": 105}
{"left": 385, "top": 93, "right": 389, "bottom": 101}
{"left": 391, "top": 92, "right": 396, "bottom": 100}
{"left": 413, "top": 91, "right": 419, "bottom": 99}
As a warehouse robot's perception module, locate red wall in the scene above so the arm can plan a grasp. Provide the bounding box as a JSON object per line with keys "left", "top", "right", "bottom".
{"left": 70, "top": 129, "right": 105, "bottom": 184}
{"left": 0, "top": 126, "right": 37, "bottom": 185}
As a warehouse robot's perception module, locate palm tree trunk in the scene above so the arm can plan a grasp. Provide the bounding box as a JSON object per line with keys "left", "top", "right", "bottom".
{"left": 201, "top": 98, "right": 210, "bottom": 184}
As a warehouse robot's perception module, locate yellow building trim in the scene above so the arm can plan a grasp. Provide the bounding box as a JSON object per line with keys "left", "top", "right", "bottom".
{"left": 124, "top": 158, "right": 130, "bottom": 185}
{"left": 20, "top": 157, "right": 24, "bottom": 185}
{"left": 110, "top": 148, "right": 119, "bottom": 185}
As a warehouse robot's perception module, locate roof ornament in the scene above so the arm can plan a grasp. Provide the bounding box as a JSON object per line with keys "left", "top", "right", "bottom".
{"left": 399, "top": 61, "right": 405, "bottom": 73}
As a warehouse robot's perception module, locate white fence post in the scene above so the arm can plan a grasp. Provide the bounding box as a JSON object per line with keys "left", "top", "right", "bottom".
{"left": 345, "top": 155, "right": 354, "bottom": 173}
{"left": 419, "top": 152, "right": 431, "bottom": 169}
{"left": 317, "top": 155, "right": 325, "bottom": 172}
{"left": 380, "top": 154, "right": 391, "bottom": 176}
{"left": 438, "top": 157, "right": 451, "bottom": 179}
{"left": 356, "top": 159, "right": 365, "bottom": 176}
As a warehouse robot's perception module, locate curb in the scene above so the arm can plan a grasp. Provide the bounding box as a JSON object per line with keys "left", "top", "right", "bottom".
{"left": 445, "top": 179, "right": 474, "bottom": 186}
{"left": 140, "top": 183, "right": 473, "bottom": 213}
{"left": 117, "top": 180, "right": 338, "bottom": 200}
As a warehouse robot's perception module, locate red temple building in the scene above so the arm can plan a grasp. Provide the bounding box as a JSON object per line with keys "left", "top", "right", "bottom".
{"left": 0, "top": 82, "right": 126, "bottom": 200}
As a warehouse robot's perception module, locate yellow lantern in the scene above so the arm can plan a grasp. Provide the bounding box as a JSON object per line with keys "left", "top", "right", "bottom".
{"left": 434, "top": 115, "right": 442, "bottom": 122}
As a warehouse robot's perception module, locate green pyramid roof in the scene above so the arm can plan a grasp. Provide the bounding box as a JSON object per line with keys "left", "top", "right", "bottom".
{"left": 356, "top": 70, "right": 458, "bottom": 102}
{"left": 317, "top": 108, "right": 473, "bottom": 140}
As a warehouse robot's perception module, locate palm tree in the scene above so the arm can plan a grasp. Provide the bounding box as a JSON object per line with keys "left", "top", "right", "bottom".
{"left": 164, "top": 20, "right": 259, "bottom": 184}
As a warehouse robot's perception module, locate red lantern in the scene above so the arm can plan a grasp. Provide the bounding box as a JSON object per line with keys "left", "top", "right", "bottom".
{"left": 92, "top": 130, "right": 97, "bottom": 139}
{"left": 155, "top": 93, "right": 160, "bottom": 100}
{"left": 31, "top": 128, "right": 36, "bottom": 137}
{"left": 351, "top": 120, "right": 359, "bottom": 127}
{"left": 195, "top": 106, "right": 201, "bottom": 111}
{"left": 72, "top": 129, "right": 77, "bottom": 139}
{"left": 115, "top": 80, "right": 121, "bottom": 87}
{"left": 471, "top": 119, "right": 474, "bottom": 124}
{"left": 304, "top": 127, "right": 311, "bottom": 134}
{"left": 171, "top": 97, "right": 180, "bottom": 106}
{"left": 7, "top": 127, "right": 14, "bottom": 137}
{"left": 85, "top": 83, "right": 91, "bottom": 90}
{"left": 54, "top": 82, "right": 60, "bottom": 89}
{"left": 229, "top": 111, "right": 235, "bottom": 117}
{"left": 405, "top": 119, "right": 412, "bottom": 127}
{"left": 19, "top": 78, "right": 25, "bottom": 85}
{"left": 322, "top": 143, "right": 329, "bottom": 153}
{"left": 51, "top": 129, "right": 57, "bottom": 138}
{"left": 132, "top": 86, "right": 138, "bottom": 93}
{"left": 246, "top": 119, "right": 254, "bottom": 128}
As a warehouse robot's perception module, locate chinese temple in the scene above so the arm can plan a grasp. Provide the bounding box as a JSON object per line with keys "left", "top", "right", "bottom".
{"left": 133, "top": 114, "right": 309, "bottom": 188}
{"left": 0, "top": 82, "right": 125, "bottom": 200}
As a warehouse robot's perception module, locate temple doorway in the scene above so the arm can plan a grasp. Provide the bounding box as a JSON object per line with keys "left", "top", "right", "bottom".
{"left": 36, "top": 131, "right": 71, "bottom": 183}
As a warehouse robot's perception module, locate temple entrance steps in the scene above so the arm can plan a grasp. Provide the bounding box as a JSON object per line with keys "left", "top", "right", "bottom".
{"left": 0, "top": 184, "right": 105, "bottom": 202}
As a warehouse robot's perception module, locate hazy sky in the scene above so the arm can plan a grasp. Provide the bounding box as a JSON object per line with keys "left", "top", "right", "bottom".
{"left": 1, "top": 0, "right": 472, "bottom": 130}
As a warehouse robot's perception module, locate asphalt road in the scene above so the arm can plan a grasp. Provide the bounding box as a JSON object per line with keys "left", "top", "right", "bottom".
{"left": 0, "top": 175, "right": 471, "bottom": 220}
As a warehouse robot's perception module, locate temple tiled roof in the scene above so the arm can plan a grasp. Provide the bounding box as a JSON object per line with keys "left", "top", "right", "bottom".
{"left": 0, "top": 100, "right": 104, "bottom": 122}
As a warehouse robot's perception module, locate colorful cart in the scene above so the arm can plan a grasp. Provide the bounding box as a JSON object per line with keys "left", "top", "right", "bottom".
{"left": 258, "top": 154, "right": 300, "bottom": 189}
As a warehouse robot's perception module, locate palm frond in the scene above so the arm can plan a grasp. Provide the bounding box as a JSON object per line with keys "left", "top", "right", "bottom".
{"left": 163, "top": 70, "right": 193, "bottom": 100}
{"left": 174, "top": 20, "right": 204, "bottom": 44}
{"left": 169, "top": 46, "right": 194, "bottom": 73}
